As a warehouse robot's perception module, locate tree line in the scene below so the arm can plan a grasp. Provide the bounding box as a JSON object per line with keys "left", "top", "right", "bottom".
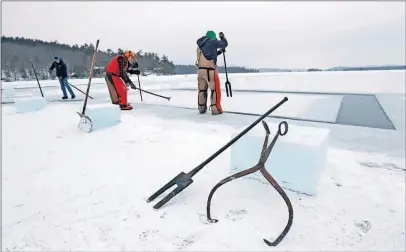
{"left": 1, "top": 36, "right": 259, "bottom": 81}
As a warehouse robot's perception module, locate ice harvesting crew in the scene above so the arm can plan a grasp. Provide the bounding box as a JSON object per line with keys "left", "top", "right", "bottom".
{"left": 49, "top": 56, "right": 76, "bottom": 100}
{"left": 196, "top": 30, "right": 228, "bottom": 115}
{"left": 104, "top": 50, "right": 140, "bottom": 111}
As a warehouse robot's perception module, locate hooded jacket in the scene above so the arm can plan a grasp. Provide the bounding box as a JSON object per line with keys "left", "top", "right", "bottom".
{"left": 49, "top": 58, "right": 68, "bottom": 78}
{"left": 196, "top": 36, "right": 228, "bottom": 66}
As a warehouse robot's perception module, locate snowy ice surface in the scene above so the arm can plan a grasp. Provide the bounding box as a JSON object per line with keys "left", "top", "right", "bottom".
{"left": 4, "top": 70, "right": 404, "bottom": 127}
{"left": 375, "top": 94, "right": 406, "bottom": 132}
{"left": 230, "top": 122, "right": 330, "bottom": 196}
{"left": 2, "top": 70, "right": 405, "bottom": 251}
{"left": 4, "top": 70, "right": 405, "bottom": 94}
{"left": 14, "top": 96, "right": 47, "bottom": 114}
{"left": 142, "top": 92, "right": 344, "bottom": 123}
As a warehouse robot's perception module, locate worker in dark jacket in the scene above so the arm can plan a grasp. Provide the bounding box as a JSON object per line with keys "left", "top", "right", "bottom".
{"left": 49, "top": 56, "right": 76, "bottom": 99}
{"left": 195, "top": 30, "right": 228, "bottom": 115}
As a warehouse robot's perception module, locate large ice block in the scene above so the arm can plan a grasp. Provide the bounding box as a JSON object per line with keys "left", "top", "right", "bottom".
{"left": 14, "top": 96, "right": 47, "bottom": 113}
{"left": 1, "top": 83, "right": 16, "bottom": 102}
{"left": 230, "top": 121, "right": 330, "bottom": 196}
{"left": 79, "top": 103, "right": 122, "bottom": 132}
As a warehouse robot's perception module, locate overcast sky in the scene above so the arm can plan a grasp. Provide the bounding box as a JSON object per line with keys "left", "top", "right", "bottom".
{"left": 2, "top": 1, "right": 405, "bottom": 69}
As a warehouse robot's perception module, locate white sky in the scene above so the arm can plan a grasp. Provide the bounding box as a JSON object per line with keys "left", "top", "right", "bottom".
{"left": 2, "top": 1, "right": 405, "bottom": 69}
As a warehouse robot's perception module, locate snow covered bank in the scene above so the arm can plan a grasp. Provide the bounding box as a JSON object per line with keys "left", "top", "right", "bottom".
{"left": 2, "top": 102, "right": 405, "bottom": 251}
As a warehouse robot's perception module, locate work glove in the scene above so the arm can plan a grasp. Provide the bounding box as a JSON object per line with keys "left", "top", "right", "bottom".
{"left": 125, "top": 77, "right": 137, "bottom": 90}
{"left": 127, "top": 69, "right": 141, "bottom": 75}
{"left": 217, "top": 48, "right": 226, "bottom": 55}
{"left": 219, "top": 32, "right": 225, "bottom": 39}
{"left": 131, "top": 62, "right": 139, "bottom": 68}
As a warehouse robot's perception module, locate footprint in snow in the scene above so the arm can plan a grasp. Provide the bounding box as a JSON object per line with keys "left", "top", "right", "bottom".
{"left": 359, "top": 161, "right": 405, "bottom": 172}
{"left": 354, "top": 220, "right": 371, "bottom": 233}
{"left": 138, "top": 230, "right": 159, "bottom": 242}
{"left": 224, "top": 209, "right": 248, "bottom": 222}
{"left": 197, "top": 212, "right": 213, "bottom": 225}
{"left": 173, "top": 235, "right": 195, "bottom": 250}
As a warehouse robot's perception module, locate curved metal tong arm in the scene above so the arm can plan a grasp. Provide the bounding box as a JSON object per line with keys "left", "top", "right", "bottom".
{"left": 205, "top": 120, "right": 293, "bottom": 247}
{"left": 206, "top": 121, "right": 271, "bottom": 223}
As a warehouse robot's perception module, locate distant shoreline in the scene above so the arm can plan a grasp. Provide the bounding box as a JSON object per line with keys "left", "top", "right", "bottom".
{"left": 259, "top": 65, "right": 406, "bottom": 73}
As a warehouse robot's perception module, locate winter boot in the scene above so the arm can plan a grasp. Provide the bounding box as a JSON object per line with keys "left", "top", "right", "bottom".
{"left": 210, "top": 105, "right": 223, "bottom": 115}
{"left": 120, "top": 104, "right": 133, "bottom": 111}
{"left": 198, "top": 105, "right": 207, "bottom": 114}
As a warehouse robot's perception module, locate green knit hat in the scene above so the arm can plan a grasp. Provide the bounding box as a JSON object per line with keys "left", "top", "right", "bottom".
{"left": 206, "top": 30, "right": 216, "bottom": 39}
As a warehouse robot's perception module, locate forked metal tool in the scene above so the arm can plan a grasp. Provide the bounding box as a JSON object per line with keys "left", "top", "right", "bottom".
{"left": 146, "top": 97, "right": 289, "bottom": 210}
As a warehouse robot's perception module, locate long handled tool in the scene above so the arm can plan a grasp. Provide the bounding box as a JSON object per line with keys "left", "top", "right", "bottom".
{"left": 30, "top": 61, "right": 44, "bottom": 98}
{"left": 137, "top": 74, "right": 143, "bottom": 102}
{"left": 206, "top": 120, "right": 293, "bottom": 247}
{"left": 222, "top": 50, "right": 232, "bottom": 97}
{"left": 68, "top": 83, "right": 94, "bottom": 99}
{"left": 128, "top": 79, "right": 171, "bottom": 101}
{"left": 77, "top": 39, "right": 100, "bottom": 133}
{"left": 146, "top": 97, "right": 288, "bottom": 210}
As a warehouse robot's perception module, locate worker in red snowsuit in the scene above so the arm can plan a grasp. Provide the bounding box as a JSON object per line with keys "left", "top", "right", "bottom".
{"left": 104, "top": 50, "right": 140, "bottom": 111}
